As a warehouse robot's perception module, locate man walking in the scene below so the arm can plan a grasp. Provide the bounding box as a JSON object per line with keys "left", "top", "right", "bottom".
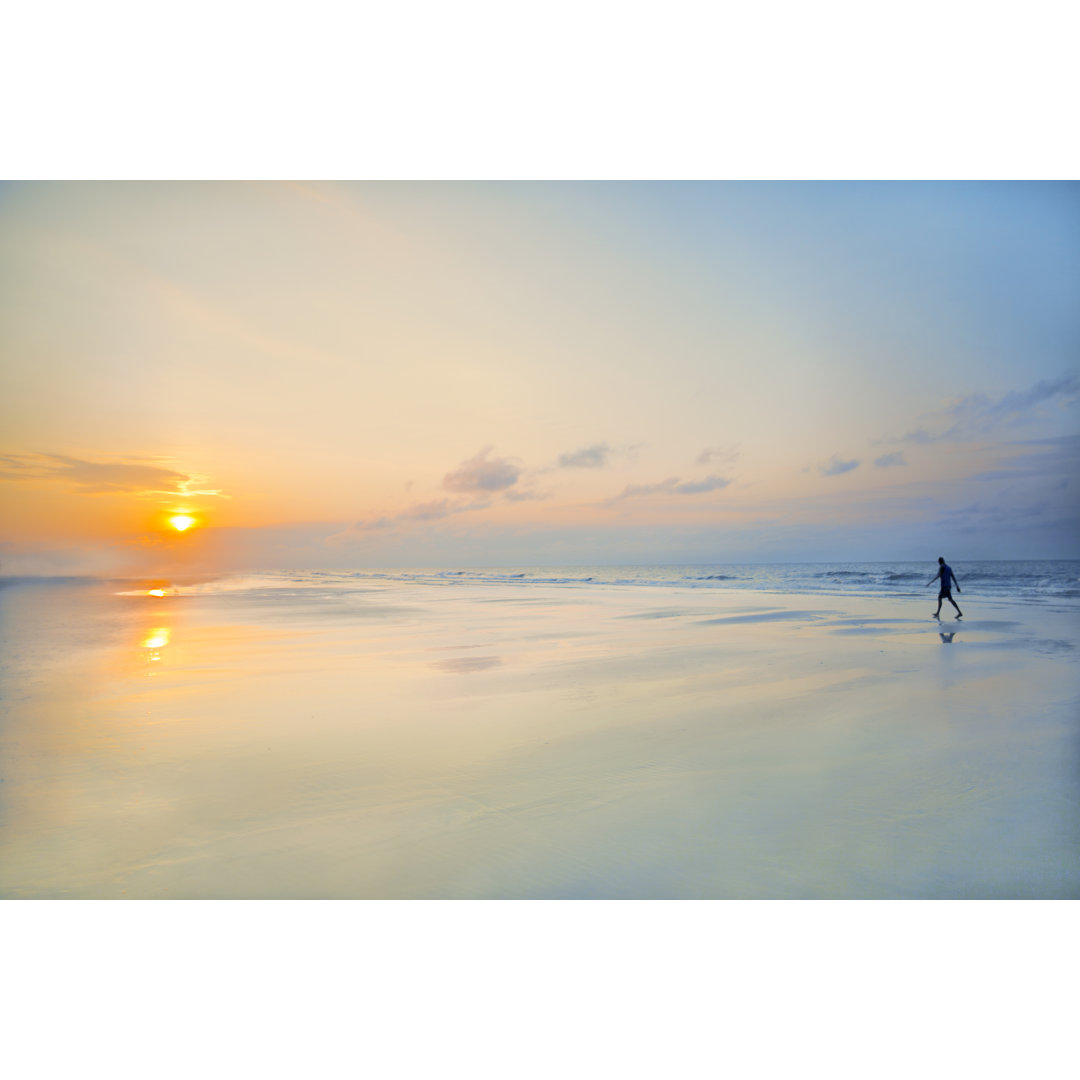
{"left": 928, "top": 556, "right": 962, "bottom": 619}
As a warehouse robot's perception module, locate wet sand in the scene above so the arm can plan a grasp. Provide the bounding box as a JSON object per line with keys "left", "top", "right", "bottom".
{"left": 1, "top": 577, "right": 1077, "bottom": 898}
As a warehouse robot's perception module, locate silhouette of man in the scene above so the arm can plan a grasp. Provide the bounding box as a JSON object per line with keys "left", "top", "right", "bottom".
{"left": 928, "top": 556, "right": 962, "bottom": 618}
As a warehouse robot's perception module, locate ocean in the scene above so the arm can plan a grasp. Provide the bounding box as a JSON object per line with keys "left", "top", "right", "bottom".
{"left": 104, "top": 559, "right": 1080, "bottom": 604}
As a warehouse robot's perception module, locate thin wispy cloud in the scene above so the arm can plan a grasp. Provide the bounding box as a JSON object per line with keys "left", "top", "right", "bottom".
{"left": 820, "top": 456, "right": 860, "bottom": 476}
{"left": 933, "top": 499, "right": 1076, "bottom": 536}
{"left": 874, "top": 451, "right": 907, "bottom": 468}
{"left": 901, "top": 372, "right": 1079, "bottom": 444}
{"left": 965, "top": 434, "right": 1080, "bottom": 484}
{"left": 695, "top": 444, "right": 740, "bottom": 467}
{"left": 397, "top": 499, "right": 465, "bottom": 522}
{"left": 557, "top": 442, "right": 611, "bottom": 468}
{"left": 901, "top": 428, "right": 935, "bottom": 445}
{"left": 673, "top": 475, "right": 733, "bottom": 494}
{"left": 337, "top": 496, "right": 491, "bottom": 536}
{"left": 443, "top": 447, "right": 521, "bottom": 493}
{"left": 615, "top": 475, "right": 732, "bottom": 499}
{"left": 0, "top": 453, "right": 225, "bottom": 497}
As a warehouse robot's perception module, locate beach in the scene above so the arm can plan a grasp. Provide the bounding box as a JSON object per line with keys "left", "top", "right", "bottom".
{"left": 1, "top": 570, "right": 1077, "bottom": 899}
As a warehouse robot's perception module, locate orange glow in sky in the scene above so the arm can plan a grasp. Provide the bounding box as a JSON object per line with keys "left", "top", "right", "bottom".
{"left": 1, "top": 182, "right": 1076, "bottom": 572}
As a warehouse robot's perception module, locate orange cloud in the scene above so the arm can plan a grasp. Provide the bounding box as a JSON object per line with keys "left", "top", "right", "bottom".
{"left": 0, "top": 454, "right": 226, "bottom": 499}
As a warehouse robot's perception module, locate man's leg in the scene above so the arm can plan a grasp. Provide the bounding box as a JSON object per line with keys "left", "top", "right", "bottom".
{"left": 949, "top": 595, "right": 963, "bottom": 617}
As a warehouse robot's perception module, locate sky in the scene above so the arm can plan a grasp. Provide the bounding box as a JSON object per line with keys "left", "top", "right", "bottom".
{"left": 1, "top": 180, "right": 1077, "bottom": 574}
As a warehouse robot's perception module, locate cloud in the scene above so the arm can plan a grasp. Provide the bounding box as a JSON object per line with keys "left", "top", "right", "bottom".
{"left": 397, "top": 497, "right": 490, "bottom": 522}
{"left": 820, "top": 455, "right": 860, "bottom": 476}
{"left": 932, "top": 499, "right": 1077, "bottom": 536}
{"left": 695, "top": 444, "right": 740, "bottom": 467}
{"left": 398, "top": 499, "right": 457, "bottom": 521}
{"left": 901, "top": 372, "right": 1080, "bottom": 444}
{"left": 615, "top": 475, "right": 732, "bottom": 499}
{"left": 616, "top": 478, "right": 680, "bottom": 499}
{"left": 336, "top": 496, "right": 491, "bottom": 537}
{"left": 337, "top": 445, "right": 541, "bottom": 537}
{"left": 966, "top": 435, "right": 1080, "bottom": 484}
{"left": 902, "top": 428, "right": 935, "bottom": 445}
{"left": 443, "top": 447, "right": 521, "bottom": 493}
{"left": 672, "top": 475, "right": 733, "bottom": 494}
{"left": 557, "top": 443, "right": 611, "bottom": 468}
{"left": 0, "top": 453, "right": 225, "bottom": 497}
{"left": 874, "top": 451, "right": 907, "bottom": 468}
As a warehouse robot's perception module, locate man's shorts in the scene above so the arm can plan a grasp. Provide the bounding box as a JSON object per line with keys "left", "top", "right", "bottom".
{"left": 938, "top": 589, "right": 953, "bottom": 600}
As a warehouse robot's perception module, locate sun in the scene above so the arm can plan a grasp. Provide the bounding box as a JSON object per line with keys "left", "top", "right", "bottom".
{"left": 169, "top": 514, "right": 197, "bottom": 532}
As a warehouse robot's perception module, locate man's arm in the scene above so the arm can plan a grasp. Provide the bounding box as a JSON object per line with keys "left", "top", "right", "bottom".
{"left": 953, "top": 572, "right": 961, "bottom": 593}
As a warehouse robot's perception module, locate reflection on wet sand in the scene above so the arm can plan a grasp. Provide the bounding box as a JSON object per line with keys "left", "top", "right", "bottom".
{"left": 140, "top": 625, "right": 171, "bottom": 669}
{"left": 0, "top": 578, "right": 1077, "bottom": 899}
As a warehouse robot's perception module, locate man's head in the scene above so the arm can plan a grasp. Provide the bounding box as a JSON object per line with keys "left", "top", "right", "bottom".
{"left": 938, "top": 557, "right": 944, "bottom": 565}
